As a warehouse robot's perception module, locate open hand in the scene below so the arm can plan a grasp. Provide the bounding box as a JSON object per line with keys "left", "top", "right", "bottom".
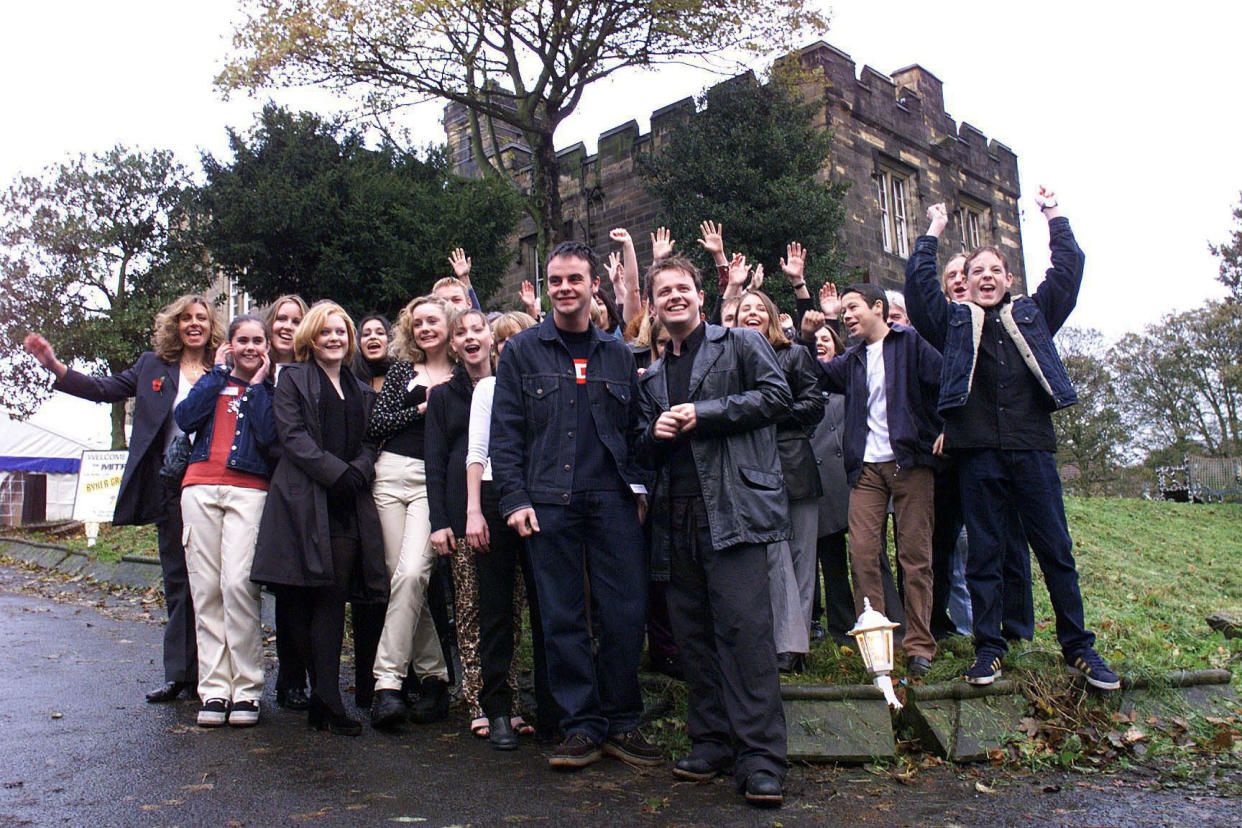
{"left": 780, "top": 242, "right": 806, "bottom": 281}
{"left": 448, "top": 248, "right": 472, "bottom": 280}
{"left": 819, "top": 282, "right": 841, "bottom": 318}
{"left": 651, "top": 227, "right": 675, "bottom": 262}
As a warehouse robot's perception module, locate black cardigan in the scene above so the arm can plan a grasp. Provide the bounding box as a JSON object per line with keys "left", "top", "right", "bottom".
{"left": 425, "top": 365, "right": 475, "bottom": 537}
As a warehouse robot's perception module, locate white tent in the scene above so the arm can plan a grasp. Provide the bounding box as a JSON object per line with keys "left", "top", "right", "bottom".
{"left": 0, "top": 418, "right": 93, "bottom": 523}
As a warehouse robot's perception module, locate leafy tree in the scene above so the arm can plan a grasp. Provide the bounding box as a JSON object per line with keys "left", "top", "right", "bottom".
{"left": 216, "top": 0, "right": 828, "bottom": 261}
{"left": 637, "top": 72, "right": 847, "bottom": 307}
{"left": 199, "top": 105, "right": 521, "bottom": 318}
{"left": 1208, "top": 192, "right": 1242, "bottom": 302}
{"left": 0, "top": 147, "right": 209, "bottom": 447}
{"left": 1110, "top": 300, "right": 1242, "bottom": 459}
{"left": 1052, "top": 327, "right": 1128, "bottom": 495}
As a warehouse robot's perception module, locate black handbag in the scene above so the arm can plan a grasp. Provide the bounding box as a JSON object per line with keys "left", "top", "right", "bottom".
{"left": 159, "top": 432, "right": 192, "bottom": 483}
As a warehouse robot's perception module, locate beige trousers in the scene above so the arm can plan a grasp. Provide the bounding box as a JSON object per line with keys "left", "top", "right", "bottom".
{"left": 371, "top": 452, "right": 448, "bottom": 691}
{"left": 180, "top": 484, "right": 266, "bottom": 703}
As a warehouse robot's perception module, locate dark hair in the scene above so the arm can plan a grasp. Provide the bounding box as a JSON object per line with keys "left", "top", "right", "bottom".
{"left": 645, "top": 256, "right": 703, "bottom": 302}
{"left": 228, "top": 313, "right": 270, "bottom": 342}
{"left": 839, "top": 283, "right": 888, "bottom": 320}
{"left": 595, "top": 287, "right": 623, "bottom": 333}
{"left": 357, "top": 314, "right": 392, "bottom": 339}
{"left": 963, "top": 245, "right": 1010, "bottom": 278}
{"left": 813, "top": 321, "right": 846, "bottom": 355}
{"left": 546, "top": 240, "right": 599, "bottom": 276}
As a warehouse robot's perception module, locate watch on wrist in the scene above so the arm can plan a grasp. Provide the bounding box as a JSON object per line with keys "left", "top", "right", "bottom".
{"left": 1040, "top": 197, "right": 1058, "bottom": 211}
{"left": 790, "top": 281, "right": 806, "bottom": 291}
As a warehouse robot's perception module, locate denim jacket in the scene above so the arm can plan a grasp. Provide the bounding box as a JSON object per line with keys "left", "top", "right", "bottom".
{"left": 174, "top": 365, "right": 277, "bottom": 479}
{"left": 491, "top": 315, "right": 646, "bottom": 516}
{"left": 904, "top": 217, "right": 1083, "bottom": 413}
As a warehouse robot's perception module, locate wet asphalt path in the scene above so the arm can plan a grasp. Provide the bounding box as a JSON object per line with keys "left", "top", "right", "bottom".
{"left": 0, "top": 563, "right": 1237, "bottom": 827}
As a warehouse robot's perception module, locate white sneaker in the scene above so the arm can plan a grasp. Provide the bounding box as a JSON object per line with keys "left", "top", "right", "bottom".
{"left": 198, "top": 698, "right": 229, "bottom": 727}
{"left": 229, "top": 700, "right": 260, "bottom": 727}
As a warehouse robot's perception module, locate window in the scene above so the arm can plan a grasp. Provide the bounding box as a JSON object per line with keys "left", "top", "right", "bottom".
{"left": 876, "top": 170, "right": 910, "bottom": 257}
{"left": 957, "top": 207, "right": 982, "bottom": 250}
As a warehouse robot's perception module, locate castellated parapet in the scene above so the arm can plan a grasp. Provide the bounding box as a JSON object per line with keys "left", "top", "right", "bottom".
{"left": 445, "top": 40, "right": 1025, "bottom": 302}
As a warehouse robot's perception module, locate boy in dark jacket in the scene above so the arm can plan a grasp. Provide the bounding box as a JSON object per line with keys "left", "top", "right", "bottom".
{"left": 817, "top": 283, "right": 943, "bottom": 677}
{"left": 904, "top": 190, "right": 1119, "bottom": 691}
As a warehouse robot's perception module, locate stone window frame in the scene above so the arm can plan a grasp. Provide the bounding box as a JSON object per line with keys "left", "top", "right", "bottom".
{"left": 956, "top": 193, "right": 991, "bottom": 252}
{"left": 874, "top": 157, "right": 916, "bottom": 258}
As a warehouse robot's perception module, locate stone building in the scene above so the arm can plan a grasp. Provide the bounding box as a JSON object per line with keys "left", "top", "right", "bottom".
{"left": 445, "top": 40, "right": 1025, "bottom": 303}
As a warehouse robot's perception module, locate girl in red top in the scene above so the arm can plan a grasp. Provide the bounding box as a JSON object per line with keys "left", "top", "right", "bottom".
{"left": 174, "top": 315, "right": 276, "bottom": 728}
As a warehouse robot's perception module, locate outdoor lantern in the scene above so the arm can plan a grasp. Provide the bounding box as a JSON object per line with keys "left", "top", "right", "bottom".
{"left": 848, "top": 597, "right": 903, "bottom": 710}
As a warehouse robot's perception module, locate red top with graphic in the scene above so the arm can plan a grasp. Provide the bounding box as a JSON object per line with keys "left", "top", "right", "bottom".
{"left": 182, "top": 378, "right": 269, "bottom": 491}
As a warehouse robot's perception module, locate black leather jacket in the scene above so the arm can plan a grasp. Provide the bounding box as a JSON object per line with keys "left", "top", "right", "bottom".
{"left": 773, "top": 342, "right": 825, "bottom": 502}
{"left": 637, "top": 324, "right": 793, "bottom": 558}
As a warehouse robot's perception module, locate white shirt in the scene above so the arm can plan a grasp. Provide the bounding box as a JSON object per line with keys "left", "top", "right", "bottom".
{"left": 465, "top": 376, "right": 495, "bottom": 481}
{"left": 166, "top": 367, "right": 197, "bottom": 450}
{"left": 862, "top": 339, "right": 894, "bottom": 463}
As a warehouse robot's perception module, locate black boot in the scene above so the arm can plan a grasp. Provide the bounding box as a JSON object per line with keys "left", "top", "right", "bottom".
{"left": 408, "top": 677, "right": 449, "bottom": 723}
{"left": 370, "top": 688, "right": 407, "bottom": 730}
{"left": 308, "top": 694, "right": 362, "bottom": 737}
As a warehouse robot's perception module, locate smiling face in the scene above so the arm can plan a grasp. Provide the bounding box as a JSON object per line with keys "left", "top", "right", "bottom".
{"left": 650, "top": 267, "right": 703, "bottom": 336}
{"left": 736, "top": 294, "right": 770, "bottom": 333}
{"left": 814, "top": 327, "right": 837, "bottom": 360}
{"left": 178, "top": 302, "right": 212, "bottom": 353}
{"left": 230, "top": 320, "right": 268, "bottom": 380}
{"left": 840, "top": 292, "right": 887, "bottom": 344}
{"left": 313, "top": 313, "right": 350, "bottom": 368}
{"left": 410, "top": 302, "right": 449, "bottom": 356}
{"left": 942, "top": 255, "right": 968, "bottom": 302}
{"left": 546, "top": 254, "right": 597, "bottom": 325}
{"left": 270, "top": 301, "right": 303, "bottom": 361}
{"left": 359, "top": 319, "right": 389, "bottom": 362}
{"left": 451, "top": 312, "right": 493, "bottom": 376}
{"left": 966, "top": 250, "right": 1014, "bottom": 308}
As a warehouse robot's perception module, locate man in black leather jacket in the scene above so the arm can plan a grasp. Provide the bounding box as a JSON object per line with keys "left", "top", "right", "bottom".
{"left": 636, "top": 256, "right": 792, "bottom": 808}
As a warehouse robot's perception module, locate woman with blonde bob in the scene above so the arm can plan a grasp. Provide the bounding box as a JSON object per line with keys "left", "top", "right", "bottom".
{"left": 251, "top": 301, "right": 388, "bottom": 736}
{"left": 367, "top": 295, "right": 457, "bottom": 728}
{"left": 735, "top": 289, "right": 825, "bottom": 673}
{"left": 24, "top": 294, "right": 224, "bottom": 703}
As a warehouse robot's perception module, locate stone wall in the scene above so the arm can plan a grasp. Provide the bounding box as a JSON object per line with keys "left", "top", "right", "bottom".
{"left": 445, "top": 40, "right": 1025, "bottom": 306}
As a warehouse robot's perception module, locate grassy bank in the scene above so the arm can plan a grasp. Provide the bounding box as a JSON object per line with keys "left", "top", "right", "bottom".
{"left": 4, "top": 523, "right": 157, "bottom": 563}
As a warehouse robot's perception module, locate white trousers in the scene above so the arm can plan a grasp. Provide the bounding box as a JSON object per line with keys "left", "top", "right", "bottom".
{"left": 181, "top": 484, "right": 266, "bottom": 703}
{"left": 371, "top": 453, "right": 448, "bottom": 691}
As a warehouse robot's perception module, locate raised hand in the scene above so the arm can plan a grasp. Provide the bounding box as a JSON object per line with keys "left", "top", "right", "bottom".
{"left": 727, "top": 253, "right": 749, "bottom": 288}
{"left": 780, "top": 242, "right": 806, "bottom": 281}
{"left": 800, "top": 309, "right": 826, "bottom": 341}
{"left": 819, "top": 282, "right": 841, "bottom": 319}
{"left": 697, "top": 220, "right": 725, "bottom": 261}
{"left": 750, "top": 262, "right": 764, "bottom": 291}
{"left": 606, "top": 251, "right": 624, "bottom": 287}
{"left": 651, "top": 226, "right": 675, "bottom": 262}
{"left": 1035, "top": 186, "right": 1060, "bottom": 218}
{"left": 609, "top": 227, "right": 632, "bottom": 246}
{"left": 519, "top": 280, "right": 539, "bottom": 316}
{"left": 448, "top": 247, "right": 472, "bottom": 280}
{"left": 22, "top": 333, "right": 59, "bottom": 371}
{"left": 926, "top": 203, "right": 949, "bottom": 238}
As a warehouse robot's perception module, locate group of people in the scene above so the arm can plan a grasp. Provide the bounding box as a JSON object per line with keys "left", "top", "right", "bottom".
{"left": 22, "top": 188, "right": 1118, "bottom": 809}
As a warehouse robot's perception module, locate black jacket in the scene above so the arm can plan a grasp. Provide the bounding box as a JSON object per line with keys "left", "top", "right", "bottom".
{"left": 636, "top": 324, "right": 793, "bottom": 557}
{"left": 810, "top": 392, "right": 849, "bottom": 536}
{"left": 773, "top": 343, "right": 825, "bottom": 503}
{"left": 425, "top": 365, "right": 474, "bottom": 536}
{"left": 251, "top": 362, "right": 387, "bottom": 601}
{"left": 53, "top": 351, "right": 183, "bottom": 525}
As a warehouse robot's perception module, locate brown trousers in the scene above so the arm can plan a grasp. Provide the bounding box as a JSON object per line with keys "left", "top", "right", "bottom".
{"left": 847, "top": 461, "right": 936, "bottom": 660}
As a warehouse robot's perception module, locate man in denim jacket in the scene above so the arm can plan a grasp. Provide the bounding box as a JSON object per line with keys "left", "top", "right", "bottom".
{"left": 904, "top": 190, "right": 1120, "bottom": 691}
{"left": 491, "top": 241, "right": 660, "bottom": 769}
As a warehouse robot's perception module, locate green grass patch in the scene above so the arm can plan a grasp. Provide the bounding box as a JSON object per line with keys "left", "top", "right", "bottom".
{"left": 5, "top": 523, "right": 157, "bottom": 564}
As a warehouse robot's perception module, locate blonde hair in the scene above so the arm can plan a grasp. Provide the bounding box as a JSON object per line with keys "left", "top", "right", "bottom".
{"left": 392, "top": 295, "right": 451, "bottom": 363}
{"left": 294, "top": 301, "right": 358, "bottom": 364}
{"left": 263, "top": 294, "right": 308, "bottom": 329}
{"left": 152, "top": 295, "right": 224, "bottom": 365}
{"left": 432, "top": 276, "right": 470, "bottom": 304}
{"left": 737, "top": 290, "right": 790, "bottom": 348}
{"left": 491, "top": 311, "right": 536, "bottom": 348}
{"left": 447, "top": 307, "right": 497, "bottom": 373}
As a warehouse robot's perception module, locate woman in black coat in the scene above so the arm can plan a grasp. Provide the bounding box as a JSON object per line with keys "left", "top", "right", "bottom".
{"left": 24, "top": 295, "right": 224, "bottom": 702}
{"left": 251, "top": 302, "right": 388, "bottom": 735}
{"left": 735, "top": 290, "right": 824, "bottom": 672}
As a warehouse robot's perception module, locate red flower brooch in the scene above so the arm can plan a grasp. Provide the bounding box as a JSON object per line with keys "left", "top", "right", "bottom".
{"left": 152, "top": 378, "right": 164, "bottom": 392}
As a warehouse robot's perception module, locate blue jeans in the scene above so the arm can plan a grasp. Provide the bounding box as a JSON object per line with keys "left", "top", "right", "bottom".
{"left": 525, "top": 490, "right": 647, "bottom": 742}
{"left": 957, "top": 449, "right": 1094, "bottom": 658}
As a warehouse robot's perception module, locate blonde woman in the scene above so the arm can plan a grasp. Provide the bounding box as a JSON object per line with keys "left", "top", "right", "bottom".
{"left": 251, "top": 302, "right": 387, "bottom": 735}
{"left": 24, "top": 295, "right": 224, "bottom": 703}
{"left": 367, "top": 295, "right": 456, "bottom": 728}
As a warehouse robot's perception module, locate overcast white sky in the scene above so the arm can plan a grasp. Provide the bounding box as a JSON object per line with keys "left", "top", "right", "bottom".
{"left": 4, "top": 1, "right": 1240, "bottom": 439}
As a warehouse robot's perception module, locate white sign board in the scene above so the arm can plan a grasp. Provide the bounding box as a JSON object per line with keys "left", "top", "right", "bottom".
{"left": 72, "top": 450, "right": 129, "bottom": 523}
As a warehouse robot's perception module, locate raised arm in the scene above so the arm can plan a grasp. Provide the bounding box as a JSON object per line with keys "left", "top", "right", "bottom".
{"left": 28, "top": 334, "right": 142, "bottom": 403}
{"left": 609, "top": 227, "right": 642, "bottom": 324}
{"left": 1028, "top": 187, "right": 1084, "bottom": 335}
{"left": 904, "top": 203, "right": 952, "bottom": 351}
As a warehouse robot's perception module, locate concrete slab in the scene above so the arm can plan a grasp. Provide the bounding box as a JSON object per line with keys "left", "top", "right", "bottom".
{"left": 0, "top": 540, "right": 71, "bottom": 569}
{"left": 782, "top": 695, "right": 895, "bottom": 762}
{"left": 79, "top": 560, "right": 162, "bottom": 590}
{"left": 903, "top": 680, "right": 1025, "bottom": 762}
{"left": 952, "top": 693, "right": 1027, "bottom": 762}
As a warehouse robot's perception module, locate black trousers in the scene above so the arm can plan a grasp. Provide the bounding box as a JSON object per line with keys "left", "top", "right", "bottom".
{"left": 274, "top": 591, "right": 310, "bottom": 694}
{"left": 475, "top": 485, "right": 558, "bottom": 730}
{"left": 815, "top": 530, "right": 855, "bottom": 645}
{"left": 666, "top": 496, "right": 787, "bottom": 784}
{"left": 155, "top": 482, "right": 196, "bottom": 683}
{"left": 277, "top": 537, "right": 359, "bottom": 715}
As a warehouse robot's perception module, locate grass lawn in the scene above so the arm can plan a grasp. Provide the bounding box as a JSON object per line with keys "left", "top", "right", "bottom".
{"left": 5, "top": 523, "right": 157, "bottom": 564}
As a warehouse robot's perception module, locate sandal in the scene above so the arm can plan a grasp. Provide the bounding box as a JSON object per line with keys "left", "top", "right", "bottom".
{"left": 510, "top": 716, "right": 535, "bottom": 737}
{"left": 470, "top": 716, "right": 490, "bottom": 738}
